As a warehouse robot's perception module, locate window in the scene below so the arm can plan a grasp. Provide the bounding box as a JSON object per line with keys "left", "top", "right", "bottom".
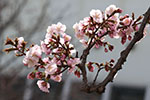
{"left": 110, "top": 85, "right": 145, "bottom": 100}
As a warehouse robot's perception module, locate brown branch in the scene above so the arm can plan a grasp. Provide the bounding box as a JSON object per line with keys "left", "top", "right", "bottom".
{"left": 78, "top": 10, "right": 121, "bottom": 85}
{"left": 92, "top": 67, "right": 104, "bottom": 85}
{"left": 79, "top": 32, "right": 108, "bottom": 86}
{"left": 53, "top": 67, "right": 68, "bottom": 75}
{"left": 81, "top": 7, "right": 150, "bottom": 94}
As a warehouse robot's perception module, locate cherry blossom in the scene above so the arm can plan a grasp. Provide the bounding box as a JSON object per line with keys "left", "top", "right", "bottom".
{"left": 122, "top": 17, "right": 132, "bottom": 25}
{"left": 23, "top": 45, "right": 42, "bottom": 68}
{"left": 73, "top": 23, "right": 84, "bottom": 39}
{"left": 41, "top": 41, "right": 51, "bottom": 55}
{"left": 55, "top": 22, "right": 66, "bottom": 35}
{"left": 17, "top": 37, "right": 24, "bottom": 48}
{"left": 63, "top": 34, "right": 71, "bottom": 42}
{"left": 105, "top": 5, "right": 118, "bottom": 16}
{"left": 37, "top": 80, "right": 50, "bottom": 93}
{"left": 90, "top": 9, "right": 103, "bottom": 23}
{"left": 47, "top": 22, "right": 66, "bottom": 35}
{"left": 67, "top": 58, "right": 80, "bottom": 68}
{"left": 45, "top": 61, "right": 57, "bottom": 75}
{"left": 51, "top": 74, "right": 62, "bottom": 82}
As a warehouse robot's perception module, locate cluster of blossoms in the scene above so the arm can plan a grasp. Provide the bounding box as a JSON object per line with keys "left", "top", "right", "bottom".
{"left": 4, "top": 22, "right": 80, "bottom": 93}
{"left": 4, "top": 5, "right": 143, "bottom": 93}
{"left": 73, "top": 5, "right": 141, "bottom": 48}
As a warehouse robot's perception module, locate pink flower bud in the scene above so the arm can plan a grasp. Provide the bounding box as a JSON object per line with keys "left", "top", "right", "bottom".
{"left": 74, "top": 70, "right": 81, "bottom": 78}
{"left": 105, "top": 64, "right": 110, "bottom": 72}
{"left": 104, "top": 48, "right": 108, "bottom": 53}
{"left": 27, "top": 72, "right": 35, "bottom": 80}
{"left": 110, "top": 59, "right": 115, "bottom": 63}
{"left": 87, "top": 62, "right": 94, "bottom": 72}
{"left": 121, "top": 36, "right": 127, "bottom": 45}
{"left": 108, "top": 45, "right": 114, "bottom": 51}
{"left": 36, "top": 72, "right": 43, "bottom": 79}
{"left": 128, "top": 35, "right": 132, "bottom": 41}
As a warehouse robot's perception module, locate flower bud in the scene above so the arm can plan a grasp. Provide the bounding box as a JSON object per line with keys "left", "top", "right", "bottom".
{"left": 27, "top": 72, "right": 35, "bottom": 80}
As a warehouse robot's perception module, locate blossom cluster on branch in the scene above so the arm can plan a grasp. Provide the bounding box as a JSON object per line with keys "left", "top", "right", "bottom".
{"left": 4, "top": 5, "right": 149, "bottom": 94}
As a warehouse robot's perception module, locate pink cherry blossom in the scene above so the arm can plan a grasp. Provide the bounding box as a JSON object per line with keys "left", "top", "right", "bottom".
{"left": 105, "top": 5, "right": 118, "bottom": 16}
{"left": 51, "top": 74, "right": 62, "bottom": 82}
{"left": 47, "top": 24, "right": 55, "bottom": 34}
{"left": 73, "top": 23, "right": 83, "bottom": 32}
{"left": 126, "top": 26, "right": 134, "bottom": 35}
{"left": 45, "top": 61, "right": 57, "bottom": 75}
{"left": 41, "top": 41, "right": 51, "bottom": 55}
{"left": 30, "top": 45, "right": 42, "bottom": 58}
{"left": 37, "top": 80, "right": 50, "bottom": 93}
{"left": 111, "top": 31, "right": 120, "bottom": 39}
{"left": 55, "top": 22, "right": 66, "bottom": 35}
{"left": 43, "top": 57, "right": 50, "bottom": 64}
{"left": 73, "top": 23, "right": 84, "bottom": 39}
{"left": 67, "top": 58, "right": 80, "bottom": 68}
{"left": 23, "top": 45, "right": 42, "bottom": 68}
{"left": 81, "top": 17, "right": 91, "bottom": 26}
{"left": 17, "top": 37, "right": 24, "bottom": 48}
{"left": 122, "top": 17, "right": 132, "bottom": 25}
{"left": 52, "top": 48, "right": 60, "bottom": 54}
{"left": 63, "top": 34, "right": 71, "bottom": 42}
{"left": 44, "top": 33, "right": 53, "bottom": 44}
{"left": 68, "top": 66, "right": 75, "bottom": 73}
{"left": 75, "top": 32, "right": 84, "bottom": 39}
{"left": 46, "top": 22, "right": 66, "bottom": 39}
{"left": 73, "top": 23, "right": 79, "bottom": 33}
{"left": 56, "top": 60, "right": 61, "bottom": 66}
{"left": 23, "top": 56, "right": 39, "bottom": 68}
{"left": 59, "top": 37, "right": 65, "bottom": 44}
{"left": 90, "top": 9, "right": 103, "bottom": 23}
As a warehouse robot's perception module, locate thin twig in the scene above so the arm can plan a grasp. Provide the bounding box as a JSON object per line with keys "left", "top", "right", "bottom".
{"left": 53, "top": 67, "right": 68, "bottom": 75}
{"left": 92, "top": 67, "right": 104, "bottom": 85}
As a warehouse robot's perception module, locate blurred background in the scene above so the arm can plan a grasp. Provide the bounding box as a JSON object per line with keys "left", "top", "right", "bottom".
{"left": 0, "top": 0, "right": 150, "bottom": 100}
